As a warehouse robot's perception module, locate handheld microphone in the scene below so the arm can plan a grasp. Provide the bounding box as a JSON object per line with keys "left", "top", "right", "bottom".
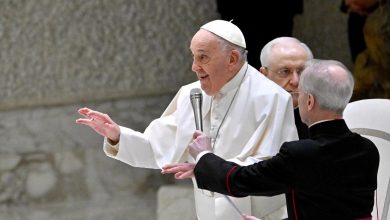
{"left": 190, "top": 88, "right": 203, "bottom": 131}
{"left": 191, "top": 88, "right": 242, "bottom": 216}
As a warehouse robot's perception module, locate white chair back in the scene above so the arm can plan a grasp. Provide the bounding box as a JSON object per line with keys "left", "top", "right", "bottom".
{"left": 344, "top": 99, "right": 390, "bottom": 220}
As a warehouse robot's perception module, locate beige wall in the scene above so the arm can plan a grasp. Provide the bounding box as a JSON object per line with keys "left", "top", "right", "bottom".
{"left": 0, "top": 1, "right": 218, "bottom": 220}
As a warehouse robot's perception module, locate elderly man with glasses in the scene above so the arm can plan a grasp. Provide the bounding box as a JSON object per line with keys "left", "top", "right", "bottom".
{"left": 259, "top": 37, "right": 314, "bottom": 139}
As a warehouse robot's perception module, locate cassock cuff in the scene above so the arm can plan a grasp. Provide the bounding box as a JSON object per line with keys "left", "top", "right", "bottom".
{"left": 103, "top": 138, "right": 119, "bottom": 156}
{"left": 196, "top": 151, "right": 213, "bottom": 162}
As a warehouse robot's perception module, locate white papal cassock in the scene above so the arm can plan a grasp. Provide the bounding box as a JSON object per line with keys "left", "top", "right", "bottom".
{"left": 103, "top": 62, "right": 298, "bottom": 220}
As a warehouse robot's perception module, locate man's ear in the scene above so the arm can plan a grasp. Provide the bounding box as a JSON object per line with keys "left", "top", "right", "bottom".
{"left": 229, "top": 49, "right": 240, "bottom": 66}
{"left": 307, "top": 94, "right": 315, "bottom": 111}
{"left": 259, "top": 67, "right": 268, "bottom": 77}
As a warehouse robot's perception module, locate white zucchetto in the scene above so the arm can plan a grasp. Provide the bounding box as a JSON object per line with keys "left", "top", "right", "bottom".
{"left": 200, "top": 20, "right": 246, "bottom": 48}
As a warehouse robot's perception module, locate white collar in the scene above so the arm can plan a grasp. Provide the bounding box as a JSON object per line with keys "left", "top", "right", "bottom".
{"left": 217, "top": 62, "right": 248, "bottom": 96}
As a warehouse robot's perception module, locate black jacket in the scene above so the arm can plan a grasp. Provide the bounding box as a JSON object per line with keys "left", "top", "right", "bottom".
{"left": 294, "top": 108, "right": 309, "bottom": 139}
{"left": 194, "top": 119, "right": 379, "bottom": 220}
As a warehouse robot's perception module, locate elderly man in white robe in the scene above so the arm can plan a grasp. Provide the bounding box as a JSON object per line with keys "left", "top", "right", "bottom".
{"left": 76, "top": 20, "right": 298, "bottom": 220}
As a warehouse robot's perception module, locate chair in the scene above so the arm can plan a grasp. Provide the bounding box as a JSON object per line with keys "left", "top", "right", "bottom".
{"left": 344, "top": 99, "right": 390, "bottom": 220}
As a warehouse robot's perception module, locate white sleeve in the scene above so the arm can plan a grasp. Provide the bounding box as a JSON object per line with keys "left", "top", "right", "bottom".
{"left": 102, "top": 89, "right": 182, "bottom": 169}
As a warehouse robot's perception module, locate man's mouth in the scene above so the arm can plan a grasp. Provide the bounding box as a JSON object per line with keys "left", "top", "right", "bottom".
{"left": 199, "top": 75, "right": 209, "bottom": 80}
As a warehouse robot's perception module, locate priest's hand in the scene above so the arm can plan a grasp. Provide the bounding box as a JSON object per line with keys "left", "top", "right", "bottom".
{"left": 161, "top": 163, "right": 195, "bottom": 179}
{"left": 76, "top": 107, "right": 120, "bottom": 144}
{"left": 189, "top": 130, "right": 212, "bottom": 159}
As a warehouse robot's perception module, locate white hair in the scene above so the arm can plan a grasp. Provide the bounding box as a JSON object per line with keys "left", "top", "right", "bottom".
{"left": 300, "top": 59, "right": 354, "bottom": 114}
{"left": 260, "top": 37, "right": 313, "bottom": 67}
{"left": 214, "top": 35, "right": 247, "bottom": 63}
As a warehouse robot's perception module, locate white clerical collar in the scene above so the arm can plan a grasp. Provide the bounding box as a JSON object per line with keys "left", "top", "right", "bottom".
{"left": 217, "top": 62, "right": 248, "bottom": 96}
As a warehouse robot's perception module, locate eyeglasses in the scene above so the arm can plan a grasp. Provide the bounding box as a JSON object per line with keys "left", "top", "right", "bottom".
{"left": 265, "top": 67, "right": 303, "bottom": 78}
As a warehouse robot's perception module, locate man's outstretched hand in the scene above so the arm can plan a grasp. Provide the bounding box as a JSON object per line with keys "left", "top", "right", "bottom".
{"left": 161, "top": 163, "right": 195, "bottom": 179}
{"left": 76, "top": 107, "right": 120, "bottom": 144}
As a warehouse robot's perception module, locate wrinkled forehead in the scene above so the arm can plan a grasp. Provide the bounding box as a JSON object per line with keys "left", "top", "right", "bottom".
{"left": 272, "top": 43, "right": 308, "bottom": 58}
{"left": 190, "top": 30, "right": 220, "bottom": 54}
{"left": 268, "top": 44, "right": 309, "bottom": 67}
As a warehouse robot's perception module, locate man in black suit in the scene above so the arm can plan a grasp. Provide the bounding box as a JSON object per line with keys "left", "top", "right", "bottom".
{"left": 162, "top": 59, "right": 379, "bottom": 220}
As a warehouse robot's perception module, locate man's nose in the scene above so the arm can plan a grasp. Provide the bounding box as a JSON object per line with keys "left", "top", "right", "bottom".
{"left": 192, "top": 60, "right": 201, "bottom": 72}
{"left": 290, "top": 71, "right": 300, "bottom": 86}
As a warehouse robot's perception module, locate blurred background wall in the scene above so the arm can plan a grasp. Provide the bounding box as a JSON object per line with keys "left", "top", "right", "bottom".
{"left": 0, "top": 0, "right": 351, "bottom": 219}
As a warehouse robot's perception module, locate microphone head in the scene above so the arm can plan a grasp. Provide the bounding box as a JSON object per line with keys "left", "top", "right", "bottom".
{"left": 190, "top": 88, "right": 203, "bottom": 131}
{"left": 190, "top": 88, "right": 202, "bottom": 100}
